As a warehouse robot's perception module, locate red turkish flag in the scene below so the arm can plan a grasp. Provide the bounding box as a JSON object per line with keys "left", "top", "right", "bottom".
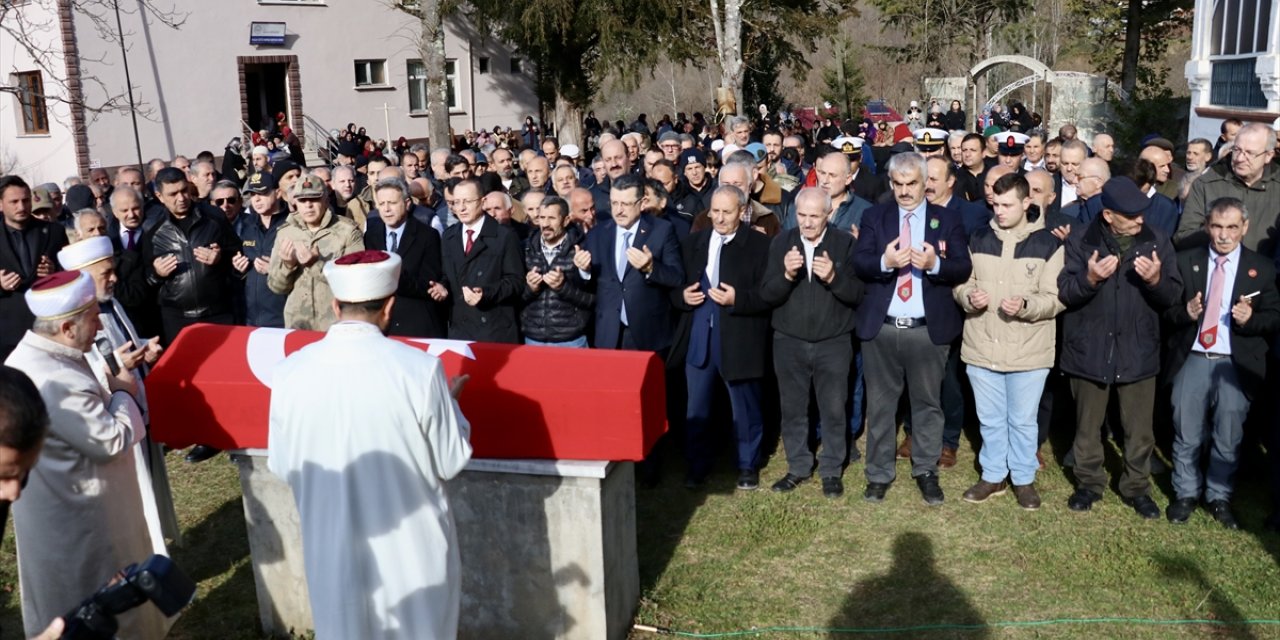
{"left": 146, "top": 324, "right": 668, "bottom": 461}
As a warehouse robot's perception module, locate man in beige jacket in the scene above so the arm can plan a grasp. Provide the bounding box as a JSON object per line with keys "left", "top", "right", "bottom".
{"left": 268, "top": 173, "right": 365, "bottom": 331}
{"left": 953, "top": 174, "right": 1065, "bottom": 510}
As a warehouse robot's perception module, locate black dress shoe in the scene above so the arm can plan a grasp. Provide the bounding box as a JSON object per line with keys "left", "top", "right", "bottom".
{"left": 184, "top": 444, "right": 222, "bottom": 463}
{"left": 863, "top": 482, "right": 890, "bottom": 503}
{"left": 915, "top": 472, "right": 944, "bottom": 506}
{"left": 736, "top": 470, "right": 760, "bottom": 491}
{"left": 771, "top": 473, "right": 808, "bottom": 493}
{"left": 1166, "top": 497, "right": 1196, "bottom": 524}
{"left": 1205, "top": 500, "right": 1240, "bottom": 530}
{"left": 821, "top": 476, "right": 844, "bottom": 499}
{"left": 1122, "top": 493, "right": 1160, "bottom": 520}
{"left": 1067, "top": 488, "right": 1102, "bottom": 512}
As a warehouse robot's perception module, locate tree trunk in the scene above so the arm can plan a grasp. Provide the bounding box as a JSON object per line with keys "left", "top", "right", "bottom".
{"left": 554, "top": 94, "right": 583, "bottom": 148}
{"left": 1120, "top": 0, "right": 1142, "bottom": 97}
{"left": 419, "top": 1, "right": 452, "bottom": 151}
{"left": 710, "top": 0, "right": 744, "bottom": 115}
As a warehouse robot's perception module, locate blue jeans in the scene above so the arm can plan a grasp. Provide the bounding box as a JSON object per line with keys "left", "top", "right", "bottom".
{"left": 525, "top": 335, "right": 588, "bottom": 348}
{"left": 968, "top": 366, "right": 1049, "bottom": 486}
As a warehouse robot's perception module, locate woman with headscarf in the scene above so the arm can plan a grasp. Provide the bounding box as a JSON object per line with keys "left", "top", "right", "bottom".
{"left": 521, "top": 116, "right": 539, "bottom": 149}
{"left": 223, "top": 137, "right": 248, "bottom": 186}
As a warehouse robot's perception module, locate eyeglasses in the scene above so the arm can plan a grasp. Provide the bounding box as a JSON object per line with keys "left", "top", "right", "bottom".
{"left": 213, "top": 197, "right": 240, "bottom": 206}
{"left": 448, "top": 198, "right": 480, "bottom": 207}
{"left": 1232, "top": 147, "right": 1270, "bottom": 161}
{"left": 610, "top": 200, "right": 639, "bottom": 208}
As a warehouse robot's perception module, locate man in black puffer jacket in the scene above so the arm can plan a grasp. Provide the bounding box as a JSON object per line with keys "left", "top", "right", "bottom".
{"left": 1057, "top": 177, "right": 1181, "bottom": 519}
{"left": 521, "top": 195, "right": 593, "bottom": 347}
{"left": 141, "top": 167, "right": 243, "bottom": 345}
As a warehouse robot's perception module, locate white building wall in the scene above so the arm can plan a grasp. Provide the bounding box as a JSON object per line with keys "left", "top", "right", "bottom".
{"left": 7, "top": 1, "right": 538, "bottom": 177}
{"left": 0, "top": 1, "right": 79, "bottom": 185}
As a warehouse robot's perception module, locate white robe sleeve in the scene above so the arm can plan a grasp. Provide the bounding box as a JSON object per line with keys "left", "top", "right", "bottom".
{"left": 424, "top": 360, "right": 472, "bottom": 481}
{"left": 43, "top": 375, "right": 142, "bottom": 464}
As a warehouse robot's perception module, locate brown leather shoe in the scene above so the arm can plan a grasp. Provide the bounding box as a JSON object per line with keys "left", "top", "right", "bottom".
{"left": 1013, "top": 484, "right": 1041, "bottom": 510}
{"left": 896, "top": 435, "right": 912, "bottom": 460}
{"left": 938, "top": 446, "right": 958, "bottom": 469}
{"left": 1036, "top": 449, "right": 1046, "bottom": 470}
{"left": 962, "top": 480, "right": 1007, "bottom": 503}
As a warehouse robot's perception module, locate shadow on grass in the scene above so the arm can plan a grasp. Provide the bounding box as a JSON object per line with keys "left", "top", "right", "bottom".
{"left": 1153, "top": 552, "right": 1256, "bottom": 640}
{"left": 169, "top": 497, "right": 249, "bottom": 585}
{"left": 827, "top": 532, "right": 989, "bottom": 639}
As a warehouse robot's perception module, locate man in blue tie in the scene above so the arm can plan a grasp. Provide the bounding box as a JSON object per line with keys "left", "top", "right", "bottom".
{"left": 670, "top": 186, "right": 772, "bottom": 490}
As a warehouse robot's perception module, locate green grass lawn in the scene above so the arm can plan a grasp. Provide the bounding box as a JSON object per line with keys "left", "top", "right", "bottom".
{"left": 2, "top": 437, "right": 1279, "bottom": 639}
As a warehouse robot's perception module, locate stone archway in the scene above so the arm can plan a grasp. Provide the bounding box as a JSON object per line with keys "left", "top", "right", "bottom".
{"left": 967, "top": 55, "right": 1056, "bottom": 128}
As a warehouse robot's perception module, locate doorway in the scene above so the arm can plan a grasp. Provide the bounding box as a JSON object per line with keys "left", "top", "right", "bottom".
{"left": 244, "top": 62, "right": 289, "bottom": 135}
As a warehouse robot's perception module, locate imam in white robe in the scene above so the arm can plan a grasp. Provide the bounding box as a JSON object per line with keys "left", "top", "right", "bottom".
{"left": 5, "top": 331, "right": 168, "bottom": 639}
{"left": 267, "top": 321, "right": 472, "bottom": 640}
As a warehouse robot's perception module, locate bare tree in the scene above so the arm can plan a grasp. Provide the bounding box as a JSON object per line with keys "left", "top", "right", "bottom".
{"left": 0, "top": 0, "right": 185, "bottom": 118}
{"left": 395, "top": 0, "right": 455, "bottom": 152}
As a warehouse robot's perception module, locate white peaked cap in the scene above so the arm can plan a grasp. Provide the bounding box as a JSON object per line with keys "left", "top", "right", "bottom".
{"left": 25, "top": 270, "right": 96, "bottom": 319}
{"left": 57, "top": 236, "right": 113, "bottom": 270}
{"left": 323, "top": 250, "right": 402, "bottom": 303}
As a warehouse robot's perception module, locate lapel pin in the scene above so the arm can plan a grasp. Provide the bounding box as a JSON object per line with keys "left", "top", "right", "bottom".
{"left": 929, "top": 218, "right": 939, "bottom": 230}
{"left": 1248, "top": 268, "right": 1258, "bottom": 278}
{"left": 1192, "top": 265, "right": 1200, "bottom": 272}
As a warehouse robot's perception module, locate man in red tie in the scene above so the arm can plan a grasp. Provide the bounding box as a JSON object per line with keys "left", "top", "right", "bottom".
{"left": 1163, "top": 198, "right": 1280, "bottom": 529}
{"left": 852, "top": 153, "right": 972, "bottom": 505}
{"left": 438, "top": 178, "right": 525, "bottom": 343}
{"left": 1057, "top": 177, "right": 1182, "bottom": 518}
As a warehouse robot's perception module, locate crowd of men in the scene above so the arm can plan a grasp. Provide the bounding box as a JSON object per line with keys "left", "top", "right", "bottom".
{"left": 3, "top": 103, "right": 1280, "bottom": 636}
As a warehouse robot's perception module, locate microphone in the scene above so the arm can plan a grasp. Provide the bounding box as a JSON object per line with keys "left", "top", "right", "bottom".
{"left": 95, "top": 338, "right": 120, "bottom": 377}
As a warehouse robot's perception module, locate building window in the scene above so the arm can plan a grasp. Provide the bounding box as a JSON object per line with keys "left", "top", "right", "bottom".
{"left": 1210, "top": 59, "right": 1268, "bottom": 108}
{"left": 14, "top": 71, "right": 49, "bottom": 135}
{"left": 1210, "top": 0, "right": 1270, "bottom": 56}
{"left": 354, "top": 60, "right": 387, "bottom": 87}
{"left": 478, "top": 57, "right": 491, "bottom": 74}
{"left": 510, "top": 57, "right": 523, "bottom": 74}
{"left": 407, "top": 59, "right": 461, "bottom": 114}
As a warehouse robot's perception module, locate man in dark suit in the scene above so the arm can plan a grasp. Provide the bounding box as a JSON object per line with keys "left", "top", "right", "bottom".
{"left": 573, "top": 174, "right": 684, "bottom": 352}
{"left": 436, "top": 178, "right": 523, "bottom": 343}
{"left": 107, "top": 186, "right": 161, "bottom": 339}
{"left": 670, "top": 186, "right": 773, "bottom": 491}
{"left": 0, "top": 176, "right": 68, "bottom": 360}
{"left": 853, "top": 152, "right": 972, "bottom": 506}
{"left": 366, "top": 177, "right": 446, "bottom": 338}
{"left": 1163, "top": 197, "right": 1279, "bottom": 529}
{"left": 927, "top": 157, "right": 990, "bottom": 236}
{"left": 760, "top": 187, "right": 864, "bottom": 498}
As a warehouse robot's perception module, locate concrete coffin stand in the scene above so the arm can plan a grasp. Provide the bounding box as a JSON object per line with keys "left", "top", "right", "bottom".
{"left": 231, "top": 452, "right": 638, "bottom": 639}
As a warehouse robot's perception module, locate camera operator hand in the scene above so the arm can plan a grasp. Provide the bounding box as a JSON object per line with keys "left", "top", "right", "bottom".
{"left": 31, "top": 617, "right": 64, "bottom": 640}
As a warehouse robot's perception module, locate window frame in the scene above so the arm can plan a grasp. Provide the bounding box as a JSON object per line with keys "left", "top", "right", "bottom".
{"left": 14, "top": 71, "right": 49, "bottom": 135}
{"left": 406, "top": 58, "right": 462, "bottom": 114}
{"left": 354, "top": 59, "right": 388, "bottom": 88}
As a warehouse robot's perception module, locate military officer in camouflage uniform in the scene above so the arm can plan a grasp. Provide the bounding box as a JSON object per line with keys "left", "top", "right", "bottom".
{"left": 268, "top": 173, "right": 365, "bottom": 330}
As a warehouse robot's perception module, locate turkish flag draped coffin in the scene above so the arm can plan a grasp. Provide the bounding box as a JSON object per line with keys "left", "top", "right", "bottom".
{"left": 146, "top": 324, "right": 668, "bottom": 461}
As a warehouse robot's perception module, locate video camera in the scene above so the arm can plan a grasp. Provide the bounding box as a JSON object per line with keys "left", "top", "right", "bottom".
{"left": 60, "top": 554, "right": 195, "bottom": 640}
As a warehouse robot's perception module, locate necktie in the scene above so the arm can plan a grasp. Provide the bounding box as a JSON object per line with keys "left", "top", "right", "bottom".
{"left": 896, "top": 212, "right": 913, "bottom": 302}
{"left": 617, "top": 231, "right": 632, "bottom": 280}
{"left": 709, "top": 235, "right": 725, "bottom": 288}
{"left": 1199, "top": 255, "right": 1228, "bottom": 349}
{"left": 618, "top": 230, "right": 632, "bottom": 326}
{"left": 10, "top": 228, "right": 31, "bottom": 275}
{"left": 389, "top": 230, "right": 399, "bottom": 253}
{"left": 464, "top": 229, "right": 474, "bottom": 255}
{"left": 126, "top": 229, "right": 136, "bottom": 251}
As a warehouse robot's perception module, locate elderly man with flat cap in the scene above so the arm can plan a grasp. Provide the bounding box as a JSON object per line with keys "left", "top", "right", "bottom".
{"left": 5, "top": 271, "right": 168, "bottom": 639}
{"left": 269, "top": 249, "right": 471, "bottom": 640}
{"left": 1057, "top": 177, "right": 1181, "bottom": 518}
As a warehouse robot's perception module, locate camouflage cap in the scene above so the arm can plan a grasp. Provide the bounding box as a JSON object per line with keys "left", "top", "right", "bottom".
{"left": 291, "top": 173, "right": 326, "bottom": 200}
{"left": 31, "top": 187, "right": 53, "bottom": 211}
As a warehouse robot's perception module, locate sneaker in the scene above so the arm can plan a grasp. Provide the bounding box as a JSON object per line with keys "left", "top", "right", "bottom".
{"left": 962, "top": 480, "right": 1008, "bottom": 504}
{"left": 821, "top": 476, "right": 844, "bottom": 498}
{"left": 1012, "top": 484, "right": 1041, "bottom": 510}
{"left": 770, "top": 473, "right": 808, "bottom": 493}
{"left": 1067, "top": 488, "right": 1102, "bottom": 511}
{"left": 896, "top": 435, "right": 912, "bottom": 460}
{"left": 915, "top": 472, "right": 944, "bottom": 506}
{"left": 736, "top": 470, "right": 760, "bottom": 491}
